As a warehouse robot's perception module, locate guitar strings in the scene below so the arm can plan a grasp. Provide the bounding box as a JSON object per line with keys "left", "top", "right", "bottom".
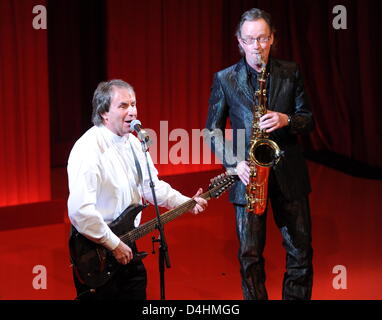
{"left": 119, "top": 177, "right": 234, "bottom": 243}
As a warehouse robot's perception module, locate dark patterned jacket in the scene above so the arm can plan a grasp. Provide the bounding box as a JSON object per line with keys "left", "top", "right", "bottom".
{"left": 205, "top": 57, "right": 314, "bottom": 204}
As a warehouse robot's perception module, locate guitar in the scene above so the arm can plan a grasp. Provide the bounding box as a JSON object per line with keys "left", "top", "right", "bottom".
{"left": 69, "top": 171, "right": 238, "bottom": 288}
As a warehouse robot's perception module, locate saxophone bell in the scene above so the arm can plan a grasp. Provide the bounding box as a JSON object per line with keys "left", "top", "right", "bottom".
{"left": 249, "top": 138, "right": 282, "bottom": 167}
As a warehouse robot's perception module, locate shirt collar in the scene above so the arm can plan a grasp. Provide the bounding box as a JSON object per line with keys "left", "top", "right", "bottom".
{"left": 99, "top": 124, "right": 129, "bottom": 144}
{"left": 246, "top": 60, "right": 259, "bottom": 77}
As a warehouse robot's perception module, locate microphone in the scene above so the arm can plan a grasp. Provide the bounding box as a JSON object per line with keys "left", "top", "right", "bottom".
{"left": 130, "top": 119, "right": 151, "bottom": 144}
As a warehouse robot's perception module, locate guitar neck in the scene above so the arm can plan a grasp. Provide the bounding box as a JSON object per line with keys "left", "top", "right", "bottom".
{"left": 120, "top": 191, "right": 212, "bottom": 244}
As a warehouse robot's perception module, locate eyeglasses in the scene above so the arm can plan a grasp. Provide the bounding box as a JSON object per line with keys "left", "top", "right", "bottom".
{"left": 240, "top": 36, "right": 271, "bottom": 45}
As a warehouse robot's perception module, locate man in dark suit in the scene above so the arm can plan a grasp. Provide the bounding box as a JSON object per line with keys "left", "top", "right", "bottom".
{"left": 204, "top": 8, "right": 314, "bottom": 300}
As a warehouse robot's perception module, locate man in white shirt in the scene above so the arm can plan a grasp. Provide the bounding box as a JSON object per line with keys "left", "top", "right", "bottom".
{"left": 67, "top": 79, "right": 207, "bottom": 300}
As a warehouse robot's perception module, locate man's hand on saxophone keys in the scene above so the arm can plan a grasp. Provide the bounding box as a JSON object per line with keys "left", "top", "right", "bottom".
{"left": 260, "top": 111, "right": 290, "bottom": 133}
{"left": 236, "top": 161, "right": 250, "bottom": 185}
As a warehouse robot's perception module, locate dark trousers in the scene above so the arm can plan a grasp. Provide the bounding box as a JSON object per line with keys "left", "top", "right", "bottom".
{"left": 234, "top": 185, "right": 313, "bottom": 300}
{"left": 73, "top": 260, "right": 147, "bottom": 300}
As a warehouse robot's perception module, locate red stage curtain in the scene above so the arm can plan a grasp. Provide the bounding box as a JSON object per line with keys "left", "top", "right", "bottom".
{"left": 106, "top": 0, "right": 382, "bottom": 175}
{"left": 45, "top": 0, "right": 381, "bottom": 175}
{"left": 0, "top": 0, "right": 50, "bottom": 206}
{"left": 106, "top": 0, "right": 224, "bottom": 175}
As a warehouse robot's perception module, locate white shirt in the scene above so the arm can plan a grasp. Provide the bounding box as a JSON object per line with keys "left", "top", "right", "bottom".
{"left": 67, "top": 125, "right": 190, "bottom": 250}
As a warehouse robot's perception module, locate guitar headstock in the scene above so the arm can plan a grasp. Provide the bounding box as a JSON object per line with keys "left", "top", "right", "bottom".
{"left": 208, "top": 171, "right": 238, "bottom": 199}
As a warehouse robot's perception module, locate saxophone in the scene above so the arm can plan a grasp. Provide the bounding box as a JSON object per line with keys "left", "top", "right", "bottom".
{"left": 245, "top": 57, "right": 282, "bottom": 215}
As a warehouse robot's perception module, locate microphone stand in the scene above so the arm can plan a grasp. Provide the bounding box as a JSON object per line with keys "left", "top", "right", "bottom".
{"left": 140, "top": 139, "right": 170, "bottom": 300}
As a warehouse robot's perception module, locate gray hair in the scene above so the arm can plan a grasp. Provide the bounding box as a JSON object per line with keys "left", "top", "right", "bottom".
{"left": 235, "top": 8, "right": 276, "bottom": 55}
{"left": 91, "top": 79, "right": 134, "bottom": 126}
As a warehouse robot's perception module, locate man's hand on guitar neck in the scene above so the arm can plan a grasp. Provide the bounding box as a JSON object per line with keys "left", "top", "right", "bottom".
{"left": 191, "top": 188, "right": 208, "bottom": 215}
{"left": 111, "top": 188, "right": 207, "bottom": 265}
{"left": 112, "top": 241, "right": 133, "bottom": 265}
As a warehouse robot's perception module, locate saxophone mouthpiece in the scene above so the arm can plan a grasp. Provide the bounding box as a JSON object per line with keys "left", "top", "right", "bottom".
{"left": 255, "top": 54, "right": 266, "bottom": 69}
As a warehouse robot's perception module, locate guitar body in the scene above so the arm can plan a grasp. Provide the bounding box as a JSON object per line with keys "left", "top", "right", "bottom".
{"left": 69, "top": 204, "right": 146, "bottom": 289}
